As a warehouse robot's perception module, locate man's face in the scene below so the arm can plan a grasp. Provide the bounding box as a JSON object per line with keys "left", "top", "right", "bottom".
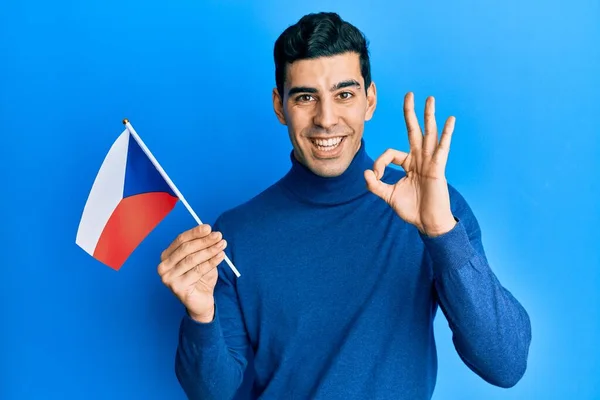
{"left": 273, "top": 52, "right": 377, "bottom": 177}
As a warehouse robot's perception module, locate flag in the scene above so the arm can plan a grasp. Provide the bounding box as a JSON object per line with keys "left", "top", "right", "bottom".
{"left": 75, "top": 123, "right": 179, "bottom": 270}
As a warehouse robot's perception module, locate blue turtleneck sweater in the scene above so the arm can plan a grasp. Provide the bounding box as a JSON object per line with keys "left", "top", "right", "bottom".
{"left": 174, "top": 141, "right": 531, "bottom": 400}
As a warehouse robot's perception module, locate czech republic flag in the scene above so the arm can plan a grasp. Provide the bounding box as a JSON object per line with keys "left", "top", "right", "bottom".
{"left": 76, "top": 123, "right": 179, "bottom": 270}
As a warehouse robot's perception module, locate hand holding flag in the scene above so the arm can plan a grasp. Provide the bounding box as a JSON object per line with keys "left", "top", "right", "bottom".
{"left": 157, "top": 223, "right": 226, "bottom": 323}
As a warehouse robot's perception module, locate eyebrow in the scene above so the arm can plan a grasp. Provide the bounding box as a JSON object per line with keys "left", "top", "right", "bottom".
{"left": 332, "top": 79, "right": 361, "bottom": 91}
{"left": 287, "top": 79, "right": 361, "bottom": 97}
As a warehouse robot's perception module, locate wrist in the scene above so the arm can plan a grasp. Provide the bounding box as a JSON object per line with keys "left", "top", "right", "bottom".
{"left": 188, "top": 305, "right": 215, "bottom": 324}
{"left": 420, "top": 215, "right": 457, "bottom": 237}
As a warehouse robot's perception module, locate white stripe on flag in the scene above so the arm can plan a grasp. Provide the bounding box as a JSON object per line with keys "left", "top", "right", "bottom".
{"left": 76, "top": 129, "right": 130, "bottom": 255}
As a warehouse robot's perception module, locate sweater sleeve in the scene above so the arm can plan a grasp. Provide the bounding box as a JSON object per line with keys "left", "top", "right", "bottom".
{"left": 419, "top": 185, "right": 532, "bottom": 388}
{"left": 174, "top": 217, "right": 251, "bottom": 400}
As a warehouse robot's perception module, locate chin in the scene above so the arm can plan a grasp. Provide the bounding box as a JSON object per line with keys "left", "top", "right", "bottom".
{"left": 308, "top": 158, "right": 352, "bottom": 178}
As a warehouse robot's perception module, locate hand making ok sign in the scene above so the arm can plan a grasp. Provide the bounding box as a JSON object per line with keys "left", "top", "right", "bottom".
{"left": 365, "top": 92, "right": 457, "bottom": 237}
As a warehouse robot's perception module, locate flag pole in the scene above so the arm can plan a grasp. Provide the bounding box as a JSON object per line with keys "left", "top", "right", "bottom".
{"left": 122, "top": 119, "right": 241, "bottom": 278}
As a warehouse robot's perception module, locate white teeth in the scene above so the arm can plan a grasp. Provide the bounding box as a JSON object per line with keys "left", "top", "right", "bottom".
{"left": 311, "top": 137, "right": 343, "bottom": 151}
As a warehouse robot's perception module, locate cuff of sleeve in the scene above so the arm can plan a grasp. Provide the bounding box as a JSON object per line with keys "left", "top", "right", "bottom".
{"left": 180, "top": 304, "right": 224, "bottom": 346}
{"left": 419, "top": 218, "right": 476, "bottom": 275}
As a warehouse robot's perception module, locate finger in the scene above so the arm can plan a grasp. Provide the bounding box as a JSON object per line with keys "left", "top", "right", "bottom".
{"left": 403, "top": 92, "right": 422, "bottom": 153}
{"left": 176, "top": 251, "right": 225, "bottom": 289}
{"left": 171, "top": 230, "right": 222, "bottom": 266}
{"left": 372, "top": 148, "right": 409, "bottom": 179}
{"left": 199, "top": 252, "right": 224, "bottom": 279}
{"left": 161, "top": 224, "right": 212, "bottom": 262}
{"left": 432, "top": 116, "right": 456, "bottom": 167}
{"left": 168, "top": 238, "right": 227, "bottom": 280}
{"left": 364, "top": 169, "right": 393, "bottom": 203}
{"left": 423, "top": 96, "right": 438, "bottom": 159}
{"left": 158, "top": 230, "right": 222, "bottom": 276}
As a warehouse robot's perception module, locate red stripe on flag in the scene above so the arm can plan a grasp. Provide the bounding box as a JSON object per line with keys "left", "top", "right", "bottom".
{"left": 93, "top": 192, "right": 178, "bottom": 270}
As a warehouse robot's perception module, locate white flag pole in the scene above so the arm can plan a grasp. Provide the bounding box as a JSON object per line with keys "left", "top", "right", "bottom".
{"left": 122, "top": 119, "right": 241, "bottom": 278}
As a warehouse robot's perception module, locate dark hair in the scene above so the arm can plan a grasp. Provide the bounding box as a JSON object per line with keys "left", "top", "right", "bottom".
{"left": 273, "top": 12, "right": 371, "bottom": 98}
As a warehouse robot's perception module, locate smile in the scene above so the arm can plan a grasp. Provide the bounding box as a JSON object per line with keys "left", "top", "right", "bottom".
{"left": 309, "top": 137, "right": 345, "bottom": 152}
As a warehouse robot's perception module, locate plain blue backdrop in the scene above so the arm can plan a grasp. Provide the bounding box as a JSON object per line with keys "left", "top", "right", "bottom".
{"left": 1, "top": 0, "right": 599, "bottom": 399}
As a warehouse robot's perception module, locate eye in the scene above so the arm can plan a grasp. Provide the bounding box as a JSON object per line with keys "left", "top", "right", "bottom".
{"left": 338, "top": 91, "right": 354, "bottom": 100}
{"left": 296, "top": 94, "right": 315, "bottom": 102}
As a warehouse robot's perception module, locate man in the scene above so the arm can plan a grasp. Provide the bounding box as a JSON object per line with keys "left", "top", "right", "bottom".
{"left": 157, "top": 11, "right": 532, "bottom": 400}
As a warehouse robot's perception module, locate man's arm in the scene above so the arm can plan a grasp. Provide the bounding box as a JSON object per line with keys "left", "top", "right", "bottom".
{"left": 175, "top": 217, "right": 251, "bottom": 400}
{"left": 420, "top": 185, "right": 532, "bottom": 388}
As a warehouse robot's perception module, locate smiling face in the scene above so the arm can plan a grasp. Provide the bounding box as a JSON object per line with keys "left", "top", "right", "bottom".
{"left": 273, "top": 52, "right": 377, "bottom": 177}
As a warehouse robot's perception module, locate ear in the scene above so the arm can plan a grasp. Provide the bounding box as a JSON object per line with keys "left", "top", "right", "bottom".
{"left": 272, "top": 88, "right": 287, "bottom": 125}
{"left": 364, "top": 81, "right": 377, "bottom": 121}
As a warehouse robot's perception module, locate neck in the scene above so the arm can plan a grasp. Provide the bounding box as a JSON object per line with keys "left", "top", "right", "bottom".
{"left": 280, "top": 139, "right": 374, "bottom": 205}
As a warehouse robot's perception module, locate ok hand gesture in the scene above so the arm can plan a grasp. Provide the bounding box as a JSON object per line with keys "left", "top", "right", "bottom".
{"left": 365, "top": 92, "right": 457, "bottom": 237}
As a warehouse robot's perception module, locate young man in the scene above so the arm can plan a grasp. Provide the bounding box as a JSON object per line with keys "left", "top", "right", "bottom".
{"left": 158, "top": 12, "right": 532, "bottom": 400}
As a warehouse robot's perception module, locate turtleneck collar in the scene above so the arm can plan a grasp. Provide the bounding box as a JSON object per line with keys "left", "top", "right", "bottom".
{"left": 279, "top": 139, "right": 375, "bottom": 206}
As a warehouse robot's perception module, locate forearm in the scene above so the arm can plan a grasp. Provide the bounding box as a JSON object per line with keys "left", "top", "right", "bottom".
{"left": 175, "top": 308, "right": 247, "bottom": 400}
{"left": 422, "top": 221, "right": 532, "bottom": 388}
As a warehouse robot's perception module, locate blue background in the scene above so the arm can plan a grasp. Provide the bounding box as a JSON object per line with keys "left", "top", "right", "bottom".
{"left": 1, "top": 0, "right": 599, "bottom": 399}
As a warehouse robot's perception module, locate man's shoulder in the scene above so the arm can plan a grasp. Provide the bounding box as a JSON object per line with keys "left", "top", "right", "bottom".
{"left": 446, "top": 182, "right": 473, "bottom": 215}
{"left": 445, "top": 181, "right": 482, "bottom": 235}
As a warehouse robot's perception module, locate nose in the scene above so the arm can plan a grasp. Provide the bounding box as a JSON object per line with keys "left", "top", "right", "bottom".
{"left": 313, "top": 98, "right": 338, "bottom": 131}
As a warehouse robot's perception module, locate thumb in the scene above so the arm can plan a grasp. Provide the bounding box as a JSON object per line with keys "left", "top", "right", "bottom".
{"left": 364, "top": 169, "right": 392, "bottom": 203}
